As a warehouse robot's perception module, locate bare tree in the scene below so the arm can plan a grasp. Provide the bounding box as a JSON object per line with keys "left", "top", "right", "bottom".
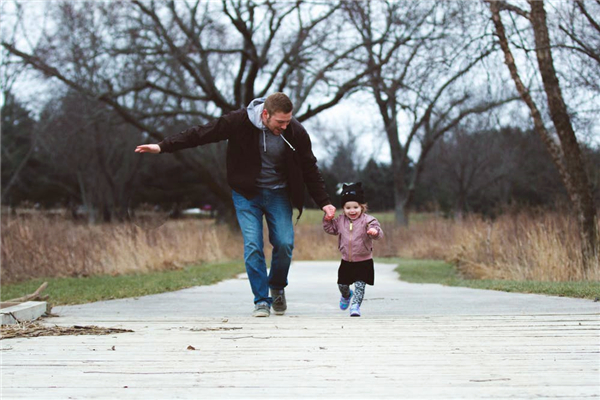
{"left": 1, "top": 0, "right": 372, "bottom": 217}
{"left": 33, "top": 92, "right": 144, "bottom": 223}
{"left": 343, "top": 0, "right": 513, "bottom": 225}
{"left": 1, "top": 93, "right": 38, "bottom": 205}
{"left": 551, "top": 0, "right": 600, "bottom": 147}
{"left": 487, "top": 0, "right": 598, "bottom": 270}
{"left": 421, "top": 123, "right": 530, "bottom": 218}
{"left": 556, "top": 0, "right": 600, "bottom": 94}
{"left": 1, "top": 2, "right": 44, "bottom": 204}
{"left": 419, "top": 124, "right": 569, "bottom": 217}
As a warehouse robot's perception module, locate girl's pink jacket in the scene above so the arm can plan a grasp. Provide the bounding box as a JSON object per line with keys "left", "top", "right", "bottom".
{"left": 323, "top": 213, "right": 384, "bottom": 262}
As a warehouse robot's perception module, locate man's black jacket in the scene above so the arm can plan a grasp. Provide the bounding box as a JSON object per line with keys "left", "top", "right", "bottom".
{"left": 158, "top": 108, "right": 331, "bottom": 216}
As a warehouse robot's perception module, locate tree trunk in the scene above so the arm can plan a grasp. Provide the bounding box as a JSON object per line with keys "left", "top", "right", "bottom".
{"left": 385, "top": 116, "right": 410, "bottom": 227}
{"left": 488, "top": 0, "right": 598, "bottom": 272}
{"left": 393, "top": 170, "right": 408, "bottom": 227}
{"left": 529, "top": 0, "right": 598, "bottom": 266}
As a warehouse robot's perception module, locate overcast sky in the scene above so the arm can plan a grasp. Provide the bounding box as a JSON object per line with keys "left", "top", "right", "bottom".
{"left": 2, "top": 0, "right": 598, "bottom": 167}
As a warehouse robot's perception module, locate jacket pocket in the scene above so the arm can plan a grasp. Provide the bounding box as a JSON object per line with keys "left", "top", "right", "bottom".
{"left": 338, "top": 236, "right": 348, "bottom": 258}
{"left": 362, "top": 238, "right": 373, "bottom": 254}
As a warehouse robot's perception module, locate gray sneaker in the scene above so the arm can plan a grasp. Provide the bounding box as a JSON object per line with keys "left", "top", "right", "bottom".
{"left": 271, "top": 288, "right": 287, "bottom": 315}
{"left": 252, "top": 302, "right": 270, "bottom": 317}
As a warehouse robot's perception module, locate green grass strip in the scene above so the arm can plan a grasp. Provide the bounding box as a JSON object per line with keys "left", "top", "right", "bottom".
{"left": 1, "top": 261, "right": 245, "bottom": 306}
{"left": 382, "top": 258, "right": 600, "bottom": 300}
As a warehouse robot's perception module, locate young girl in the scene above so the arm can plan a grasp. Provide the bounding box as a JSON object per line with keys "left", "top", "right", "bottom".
{"left": 323, "top": 182, "right": 384, "bottom": 317}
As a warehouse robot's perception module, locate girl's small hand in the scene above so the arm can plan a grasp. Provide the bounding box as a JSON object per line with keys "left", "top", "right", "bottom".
{"left": 322, "top": 204, "right": 336, "bottom": 220}
{"left": 367, "top": 227, "right": 378, "bottom": 236}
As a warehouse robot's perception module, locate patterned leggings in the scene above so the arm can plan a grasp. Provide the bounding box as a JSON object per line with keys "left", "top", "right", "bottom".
{"left": 338, "top": 281, "right": 366, "bottom": 306}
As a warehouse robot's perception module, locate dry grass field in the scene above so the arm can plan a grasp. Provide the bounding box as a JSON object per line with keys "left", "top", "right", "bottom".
{"left": 1, "top": 208, "right": 598, "bottom": 284}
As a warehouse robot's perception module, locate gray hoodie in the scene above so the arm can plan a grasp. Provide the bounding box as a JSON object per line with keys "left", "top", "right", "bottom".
{"left": 247, "top": 98, "right": 294, "bottom": 189}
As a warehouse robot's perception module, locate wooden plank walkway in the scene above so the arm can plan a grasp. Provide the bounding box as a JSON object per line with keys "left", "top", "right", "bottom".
{"left": 1, "top": 262, "right": 599, "bottom": 399}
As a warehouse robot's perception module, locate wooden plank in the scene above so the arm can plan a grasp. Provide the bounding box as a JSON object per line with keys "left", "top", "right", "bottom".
{"left": 0, "top": 301, "right": 47, "bottom": 325}
{"left": 2, "top": 314, "right": 599, "bottom": 399}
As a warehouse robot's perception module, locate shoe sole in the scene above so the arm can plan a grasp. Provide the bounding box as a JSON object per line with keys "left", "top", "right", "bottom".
{"left": 271, "top": 289, "right": 286, "bottom": 316}
{"left": 350, "top": 314, "right": 361, "bottom": 317}
{"left": 253, "top": 312, "right": 270, "bottom": 317}
{"left": 272, "top": 303, "right": 286, "bottom": 315}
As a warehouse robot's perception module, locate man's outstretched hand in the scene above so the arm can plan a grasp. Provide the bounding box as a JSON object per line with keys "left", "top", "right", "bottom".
{"left": 135, "top": 144, "right": 161, "bottom": 154}
{"left": 322, "top": 204, "right": 336, "bottom": 221}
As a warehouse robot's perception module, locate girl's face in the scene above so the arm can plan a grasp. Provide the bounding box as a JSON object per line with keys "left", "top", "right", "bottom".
{"left": 343, "top": 201, "right": 362, "bottom": 220}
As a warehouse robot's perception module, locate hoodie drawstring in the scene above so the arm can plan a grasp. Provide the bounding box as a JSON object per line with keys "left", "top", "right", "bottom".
{"left": 280, "top": 134, "right": 296, "bottom": 151}
{"left": 263, "top": 130, "right": 296, "bottom": 152}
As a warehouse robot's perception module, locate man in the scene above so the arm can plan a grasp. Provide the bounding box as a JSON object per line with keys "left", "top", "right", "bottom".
{"left": 135, "top": 93, "right": 336, "bottom": 317}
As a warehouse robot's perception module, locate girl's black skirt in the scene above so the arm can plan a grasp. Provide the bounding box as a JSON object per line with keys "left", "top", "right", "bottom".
{"left": 337, "top": 259, "right": 374, "bottom": 285}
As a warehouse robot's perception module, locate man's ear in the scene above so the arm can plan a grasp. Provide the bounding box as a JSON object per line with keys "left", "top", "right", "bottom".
{"left": 262, "top": 109, "right": 269, "bottom": 119}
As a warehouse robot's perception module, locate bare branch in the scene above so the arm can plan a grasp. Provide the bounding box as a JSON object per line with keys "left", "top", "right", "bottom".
{"left": 557, "top": 25, "right": 600, "bottom": 64}
{"left": 132, "top": 0, "right": 232, "bottom": 112}
{"left": 486, "top": 1, "right": 568, "bottom": 180}
{"left": 575, "top": 0, "right": 600, "bottom": 33}
{"left": 495, "top": 1, "right": 530, "bottom": 19}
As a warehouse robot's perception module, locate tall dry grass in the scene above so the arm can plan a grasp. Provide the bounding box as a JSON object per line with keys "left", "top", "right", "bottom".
{"left": 1, "top": 215, "right": 242, "bottom": 283}
{"left": 446, "top": 212, "right": 600, "bottom": 281}
{"left": 295, "top": 211, "right": 599, "bottom": 281}
{"left": 2, "top": 210, "right": 598, "bottom": 284}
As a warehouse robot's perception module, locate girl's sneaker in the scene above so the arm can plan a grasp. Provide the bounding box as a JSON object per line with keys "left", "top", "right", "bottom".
{"left": 350, "top": 304, "right": 361, "bottom": 317}
{"left": 339, "top": 290, "right": 353, "bottom": 310}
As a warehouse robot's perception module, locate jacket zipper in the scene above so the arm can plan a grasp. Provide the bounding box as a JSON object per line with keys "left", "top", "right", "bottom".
{"left": 349, "top": 220, "right": 353, "bottom": 262}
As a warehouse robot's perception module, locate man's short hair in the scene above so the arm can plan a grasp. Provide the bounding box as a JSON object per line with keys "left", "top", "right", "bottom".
{"left": 264, "top": 92, "right": 293, "bottom": 115}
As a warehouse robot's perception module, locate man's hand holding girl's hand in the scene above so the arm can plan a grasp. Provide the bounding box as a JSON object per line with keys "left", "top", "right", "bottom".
{"left": 322, "top": 204, "right": 336, "bottom": 221}
{"left": 367, "top": 228, "right": 378, "bottom": 236}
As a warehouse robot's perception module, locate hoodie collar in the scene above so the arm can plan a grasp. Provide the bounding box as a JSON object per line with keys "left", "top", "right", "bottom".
{"left": 247, "top": 97, "right": 266, "bottom": 130}
{"left": 247, "top": 97, "right": 296, "bottom": 152}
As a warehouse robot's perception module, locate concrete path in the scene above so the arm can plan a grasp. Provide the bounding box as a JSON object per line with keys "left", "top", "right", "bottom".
{"left": 2, "top": 261, "right": 599, "bottom": 399}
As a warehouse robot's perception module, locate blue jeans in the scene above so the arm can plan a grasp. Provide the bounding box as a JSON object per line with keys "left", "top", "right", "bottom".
{"left": 232, "top": 188, "right": 294, "bottom": 306}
